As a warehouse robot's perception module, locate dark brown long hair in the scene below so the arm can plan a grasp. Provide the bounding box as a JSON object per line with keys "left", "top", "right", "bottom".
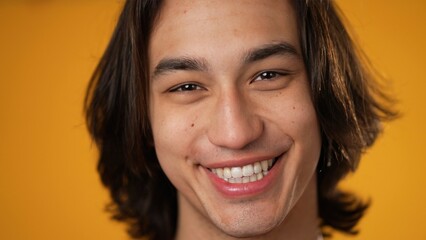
{"left": 85, "top": 1, "right": 396, "bottom": 239}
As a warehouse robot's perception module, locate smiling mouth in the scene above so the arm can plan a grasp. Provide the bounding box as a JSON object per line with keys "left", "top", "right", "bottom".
{"left": 209, "top": 157, "right": 278, "bottom": 184}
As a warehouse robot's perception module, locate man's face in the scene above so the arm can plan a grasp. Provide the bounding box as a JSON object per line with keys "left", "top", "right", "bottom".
{"left": 149, "top": 0, "right": 321, "bottom": 237}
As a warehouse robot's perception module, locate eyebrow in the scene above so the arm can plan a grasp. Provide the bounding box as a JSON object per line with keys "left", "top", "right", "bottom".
{"left": 152, "top": 42, "right": 300, "bottom": 79}
{"left": 243, "top": 42, "right": 300, "bottom": 64}
{"left": 153, "top": 57, "right": 209, "bottom": 78}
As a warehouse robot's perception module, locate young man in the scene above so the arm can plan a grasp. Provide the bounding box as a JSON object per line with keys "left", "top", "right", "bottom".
{"left": 85, "top": 0, "right": 395, "bottom": 239}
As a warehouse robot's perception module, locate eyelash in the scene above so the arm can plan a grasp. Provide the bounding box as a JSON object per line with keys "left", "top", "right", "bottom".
{"left": 168, "top": 70, "right": 289, "bottom": 92}
{"left": 252, "top": 70, "right": 287, "bottom": 82}
{"left": 169, "top": 83, "right": 203, "bottom": 92}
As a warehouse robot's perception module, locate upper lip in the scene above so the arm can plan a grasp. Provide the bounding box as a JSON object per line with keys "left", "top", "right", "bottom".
{"left": 202, "top": 152, "right": 285, "bottom": 169}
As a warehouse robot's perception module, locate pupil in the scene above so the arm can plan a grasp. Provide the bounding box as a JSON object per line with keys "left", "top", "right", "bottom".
{"left": 262, "top": 72, "right": 275, "bottom": 79}
{"left": 184, "top": 84, "right": 195, "bottom": 90}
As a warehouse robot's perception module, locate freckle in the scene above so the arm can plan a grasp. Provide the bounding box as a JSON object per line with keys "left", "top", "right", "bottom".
{"left": 292, "top": 106, "right": 296, "bottom": 110}
{"left": 291, "top": 121, "right": 295, "bottom": 124}
{"left": 183, "top": 9, "right": 187, "bottom": 14}
{"left": 191, "top": 123, "right": 194, "bottom": 127}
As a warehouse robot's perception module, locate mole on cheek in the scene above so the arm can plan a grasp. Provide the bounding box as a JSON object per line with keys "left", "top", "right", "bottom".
{"left": 191, "top": 123, "right": 195, "bottom": 127}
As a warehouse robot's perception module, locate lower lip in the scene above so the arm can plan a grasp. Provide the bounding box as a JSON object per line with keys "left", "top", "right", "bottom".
{"left": 205, "top": 155, "right": 284, "bottom": 199}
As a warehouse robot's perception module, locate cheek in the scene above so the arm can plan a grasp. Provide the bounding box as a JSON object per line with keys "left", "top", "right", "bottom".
{"left": 152, "top": 113, "right": 188, "bottom": 158}
{"left": 150, "top": 111, "right": 189, "bottom": 189}
{"left": 150, "top": 103, "right": 206, "bottom": 199}
{"left": 151, "top": 95, "right": 190, "bottom": 146}
{"left": 150, "top": 100, "right": 200, "bottom": 170}
{"left": 290, "top": 104, "right": 320, "bottom": 142}
{"left": 277, "top": 99, "right": 321, "bottom": 204}
{"left": 282, "top": 97, "right": 321, "bottom": 163}
{"left": 289, "top": 103, "right": 322, "bottom": 193}
{"left": 275, "top": 80, "right": 320, "bottom": 143}
{"left": 265, "top": 94, "right": 319, "bottom": 139}
{"left": 264, "top": 84, "right": 321, "bottom": 170}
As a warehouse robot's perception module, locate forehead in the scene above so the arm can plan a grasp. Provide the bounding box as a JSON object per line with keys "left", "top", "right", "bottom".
{"left": 149, "top": 0, "right": 299, "bottom": 70}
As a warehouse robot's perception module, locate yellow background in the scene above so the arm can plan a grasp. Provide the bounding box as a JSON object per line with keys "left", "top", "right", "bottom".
{"left": 0, "top": 0, "right": 425, "bottom": 239}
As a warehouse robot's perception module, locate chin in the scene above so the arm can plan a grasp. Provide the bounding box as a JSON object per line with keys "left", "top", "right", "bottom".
{"left": 216, "top": 218, "right": 282, "bottom": 238}
{"left": 205, "top": 200, "right": 289, "bottom": 238}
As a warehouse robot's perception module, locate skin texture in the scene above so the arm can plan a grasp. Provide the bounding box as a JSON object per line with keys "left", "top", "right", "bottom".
{"left": 149, "top": 0, "right": 322, "bottom": 239}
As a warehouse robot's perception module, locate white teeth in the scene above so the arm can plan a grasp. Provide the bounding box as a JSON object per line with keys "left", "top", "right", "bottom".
{"left": 261, "top": 160, "right": 268, "bottom": 171}
{"left": 223, "top": 167, "right": 232, "bottom": 178}
{"left": 242, "top": 165, "right": 254, "bottom": 177}
{"left": 210, "top": 158, "right": 276, "bottom": 184}
{"left": 216, "top": 168, "right": 224, "bottom": 178}
{"left": 231, "top": 167, "right": 243, "bottom": 178}
{"left": 242, "top": 176, "right": 250, "bottom": 183}
{"left": 253, "top": 162, "right": 262, "bottom": 174}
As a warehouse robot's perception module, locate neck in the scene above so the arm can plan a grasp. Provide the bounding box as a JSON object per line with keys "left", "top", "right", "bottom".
{"left": 175, "top": 176, "right": 320, "bottom": 240}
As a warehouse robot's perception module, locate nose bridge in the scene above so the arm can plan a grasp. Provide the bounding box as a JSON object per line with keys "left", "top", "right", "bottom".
{"left": 207, "top": 86, "right": 263, "bottom": 149}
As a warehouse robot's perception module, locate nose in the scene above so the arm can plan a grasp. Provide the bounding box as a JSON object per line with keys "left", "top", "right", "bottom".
{"left": 207, "top": 88, "right": 263, "bottom": 150}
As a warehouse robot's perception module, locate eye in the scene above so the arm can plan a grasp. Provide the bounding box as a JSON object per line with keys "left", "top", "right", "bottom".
{"left": 254, "top": 71, "right": 282, "bottom": 82}
{"left": 250, "top": 70, "right": 293, "bottom": 91}
{"left": 170, "top": 83, "right": 203, "bottom": 92}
